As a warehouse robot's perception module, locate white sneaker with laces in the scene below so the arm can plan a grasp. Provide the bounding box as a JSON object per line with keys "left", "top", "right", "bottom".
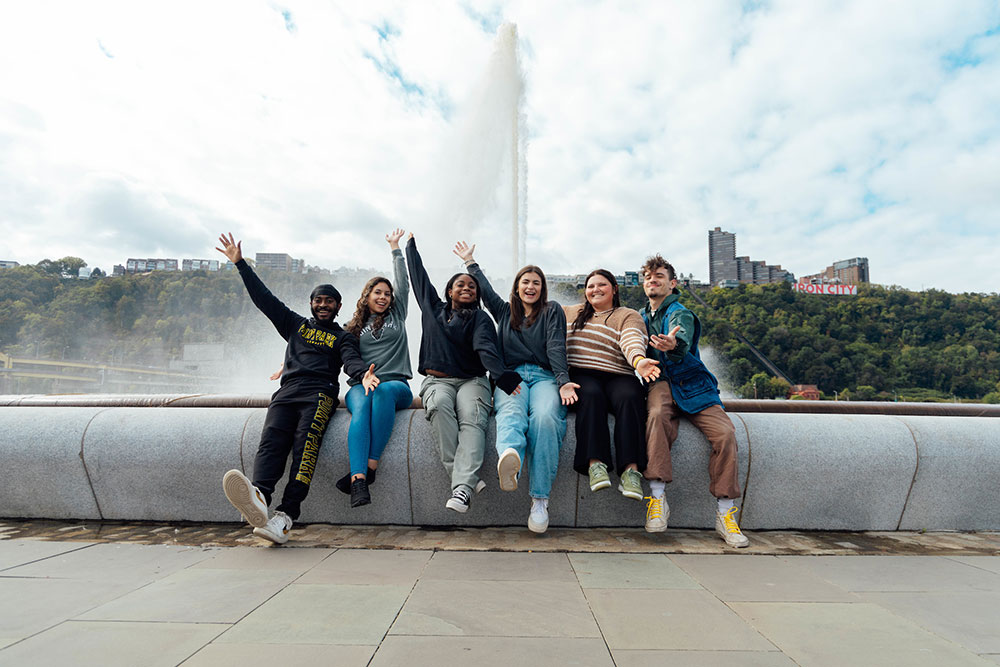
{"left": 644, "top": 495, "right": 669, "bottom": 533}
{"left": 222, "top": 469, "right": 269, "bottom": 528}
{"left": 715, "top": 506, "right": 749, "bottom": 548}
{"left": 253, "top": 511, "right": 293, "bottom": 544}
{"left": 528, "top": 501, "right": 549, "bottom": 534}
{"left": 497, "top": 447, "right": 521, "bottom": 492}
{"left": 446, "top": 486, "right": 472, "bottom": 513}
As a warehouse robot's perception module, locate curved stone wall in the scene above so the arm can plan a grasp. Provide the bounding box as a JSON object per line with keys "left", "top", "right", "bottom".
{"left": 1, "top": 400, "right": 998, "bottom": 530}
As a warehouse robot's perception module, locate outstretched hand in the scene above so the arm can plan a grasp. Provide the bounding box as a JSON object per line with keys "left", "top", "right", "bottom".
{"left": 452, "top": 241, "right": 476, "bottom": 264}
{"left": 269, "top": 364, "right": 283, "bottom": 381}
{"left": 636, "top": 357, "right": 661, "bottom": 383}
{"left": 362, "top": 363, "right": 380, "bottom": 395}
{"left": 560, "top": 382, "right": 581, "bottom": 406}
{"left": 649, "top": 325, "right": 682, "bottom": 352}
{"left": 216, "top": 232, "right": 243, "bottom": 264}
{"left": 386, "top": 228, "right": 405, "bottom": 250}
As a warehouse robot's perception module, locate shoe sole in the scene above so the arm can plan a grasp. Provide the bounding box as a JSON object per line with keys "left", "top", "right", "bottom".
{"left": 589, "top": 478, "right": 611, "bottom": 492}
{"left": 497, "top": 451, "right": 520, "bottom": 492}
{"left": 717, "top": 530, "right": 750, "bottom": 548}
{"left": 645, "top": 509, "right": 670, "bottom": 533}
{"left": 223, "top": 470, "right": 269, "bottom": 528}
{"left": 617, "top": 483, "right": 643, "bottom": 501}
{"left": 445, "top": 499, "right": 469, "bottom": 513}
{"left": 351, "top": 496, "right": 371, "bottom": 508}
{"left": 528, "top": 518, "right": 549, "bottom": 533}
{"left": 252, "top": 526, "right": 288, "bottom": 545}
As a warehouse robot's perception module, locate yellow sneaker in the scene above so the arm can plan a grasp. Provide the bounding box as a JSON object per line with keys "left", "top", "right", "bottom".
{"left": 644, "top": 496, "right": 669, "bottom": 533}
{"left": 715, "top": 506, "right": 749, "bottom": 548}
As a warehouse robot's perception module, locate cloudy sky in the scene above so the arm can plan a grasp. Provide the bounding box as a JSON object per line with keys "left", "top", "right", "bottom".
{"left": 1, "top": 0, "right": 998, "bottom": 293}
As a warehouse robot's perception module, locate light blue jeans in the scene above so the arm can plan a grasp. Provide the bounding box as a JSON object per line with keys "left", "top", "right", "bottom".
{"left": 493, "top": 363, "right": 567, "bottom": 499}
{"left": 345, "top": 380, "right": 413, "bottom": 476}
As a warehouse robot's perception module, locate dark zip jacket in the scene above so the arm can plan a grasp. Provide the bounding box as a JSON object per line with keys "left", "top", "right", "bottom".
{"left": 405, "top": 238, "right": 521, "bottom": 395}
{"left": 236, "top": 259, "right": 365, "bottom": 394}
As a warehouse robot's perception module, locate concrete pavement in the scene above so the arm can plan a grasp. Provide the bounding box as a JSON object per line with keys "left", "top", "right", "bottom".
{"left": 1, "top": 522, "right": 999, "bottom": 666}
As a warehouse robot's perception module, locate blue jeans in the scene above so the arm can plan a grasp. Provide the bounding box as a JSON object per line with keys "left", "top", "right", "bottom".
{"left": 493, "top": 363, "right": 567, "bottom": 498}
{"left": 345, "top": 380, "right": 413, "bottom": 476}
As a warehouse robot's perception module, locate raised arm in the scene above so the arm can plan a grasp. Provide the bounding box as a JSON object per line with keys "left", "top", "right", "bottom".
{"left": 455, "top": 242, "right": 508, "bottom": 322}
{"left": 386, "top": 228, "right": 409, "bottom": 318}
{"left": 404, "top": 235, "right": 442, "bottom": 313}
{"left": 216, "top": 232, "right": 298, "bottom": 339}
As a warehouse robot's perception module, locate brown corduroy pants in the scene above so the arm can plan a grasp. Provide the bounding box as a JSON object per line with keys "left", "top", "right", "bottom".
{"left": 644, "top": 380, "right": 741, "bottom": 499}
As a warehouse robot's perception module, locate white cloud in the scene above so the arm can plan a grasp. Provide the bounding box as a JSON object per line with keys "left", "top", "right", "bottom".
{"left": 0, "top": 0, "right": 997, "bottom": 292}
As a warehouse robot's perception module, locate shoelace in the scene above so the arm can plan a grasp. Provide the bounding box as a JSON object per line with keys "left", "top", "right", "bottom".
{"left": 721, "top": 506, "right": 743, "bottom": 534}
{"left": 453, "top": 488, "right": 471, "bottom": 504}
{"left": 645, "top": 496, "right": 664, "bottom": 520}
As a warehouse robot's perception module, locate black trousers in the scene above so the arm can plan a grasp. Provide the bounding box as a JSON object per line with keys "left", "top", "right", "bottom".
{"left": 252, "top": 386, "right": 338, "bottom": 520}
{"left": 571, "top": 367, "right": 647, "bottom": 476}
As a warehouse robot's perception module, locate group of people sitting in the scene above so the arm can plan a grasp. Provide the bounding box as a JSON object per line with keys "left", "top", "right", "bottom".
{"left": 217, "top": 229, "right": 749, "bottom": 549}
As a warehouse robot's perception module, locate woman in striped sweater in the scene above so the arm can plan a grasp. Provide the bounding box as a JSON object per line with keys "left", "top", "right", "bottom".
{"left": 564, "top": 269, "right": 660, "bottom": 500}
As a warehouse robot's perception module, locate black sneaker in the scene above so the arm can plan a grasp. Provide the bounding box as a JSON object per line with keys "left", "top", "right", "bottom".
{"left": 445, "top": 486, "right": 472, "bottom": 513}
{"left": 337, "top": 467, "right": 377, "bottom": 495}
{"left": 350, "top": 478, "right": 371, "bottom": 508}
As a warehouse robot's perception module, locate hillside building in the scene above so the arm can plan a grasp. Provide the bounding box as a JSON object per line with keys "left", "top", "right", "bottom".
{"left": 708, "top": 228, "right": 793, "bottom": 286}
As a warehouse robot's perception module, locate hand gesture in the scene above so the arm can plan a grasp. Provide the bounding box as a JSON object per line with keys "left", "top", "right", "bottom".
{"left": 559, "top": 382, "right": 580, "bottom": 406}
{"left": 452, "top": 241, "right": 476, "bottom": 264}
{"left": 362, "top": 363, "right": 380, "bottom": 395}
{"left": 386, "top": 228, "right": 405, "bottom": 250}
{"left": 636, "top": 357, "right": 661, "bottom": 383}
{"left": 269, "top": 364, "right": 284, "bottom": 381}
{"left": 216, "top": 232, "right": 243, "bottom": 264}
{"left": 649, "top": 325, "right": 682, "bottom": 352}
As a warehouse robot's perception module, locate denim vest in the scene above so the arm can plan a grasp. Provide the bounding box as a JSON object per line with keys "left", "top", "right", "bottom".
{"left": 643, "top": 300, "right": 723, "bottom": 414}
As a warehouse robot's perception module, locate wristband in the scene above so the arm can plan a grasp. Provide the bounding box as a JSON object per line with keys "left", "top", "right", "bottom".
{"left": 632, "top": 356, "right": 644, "bottom": 369}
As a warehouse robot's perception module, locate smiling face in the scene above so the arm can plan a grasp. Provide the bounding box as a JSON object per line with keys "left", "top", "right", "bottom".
{"left": 367, "top": 280, "right": 393, "bottom": 314}
{"left": 517, "top": 271, "right": 543, "bottom": 310}
{"left": 643, "top": 266, "right": 677, "bottom": 299}
{"left": 447, "top": 273, "right": 479, "bottom": 309}
{"left": 310, "top": 295, "right": 339, "bottom": 322}
{"left": 585, "top": 273, "right": 616, "bottom": 311}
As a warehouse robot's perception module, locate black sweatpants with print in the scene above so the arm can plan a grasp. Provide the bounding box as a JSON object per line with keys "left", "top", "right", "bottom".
{"left": 252, "top": 386, "right": 338, "bottom": 521}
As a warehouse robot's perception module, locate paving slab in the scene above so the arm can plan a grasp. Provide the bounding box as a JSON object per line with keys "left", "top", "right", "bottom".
{"left": 859, "top": 591, "right": 1000, "bottom": 654}
{"left": 0, "top": 539, "right": 93, "bottom": 571}
{"left": 949, "top": 556, "right": 1000, "bottom": 575}
{"left": 585, "top": 589, "right": 774, "bottom": 651}
{"left": 181, "top": 643, "right": 375, "bottom": 666}
{"left": 730, "top": 601, "right": 991, "bottom": 666}
{"left": 389, "top": 579, "right": 600, "bottom": 637}
{"left": 296, "top": 548, "right": 431, "bottom": 585}
{"left": 371, "top": 636, "right": 613, "bottom": 666}
{"left": 217, "top": 583, "right": 410, "bottom": 645}
{"left": 0, "top": 620, "right": 226, "bottom": 667}
{"left": 982, "top": 655, "right": 1000, "bottom": 665}
{"left": 1, "top": 542, "right": 215, "bottom": 585}
{"left": 670, "top": 554, "right": 857, "bottom": 601}
{"left": 0, "top": 577, "right": 136, "bottom": 639}
{"left": 420, "top": 550, "right": 576, "bottom": 581}
{"left": 611, "top": 649, "right": 796, "bottom": 666}
{"left": 569, "top": 552, "right": 701, "bottom": 589}
{"left": 190, "top": 545, "right": 334, "bottom": 571}
{"left": 794, "top": 555, "right": 1000, "bottom": 592}
{"left": 79, "top": 567, "right": 299, "bottom": 623}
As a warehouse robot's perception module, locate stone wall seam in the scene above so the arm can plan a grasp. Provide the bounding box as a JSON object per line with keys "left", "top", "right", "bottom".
{"left": 78, "top": 407, "right": 112, "bottom": 520}
{"left": 406, "top": 409, "right": 418, "bottom": 526}
{"left": 237, "top": 410, "right": 255, "bottom": 473}
{"left": 734, "top": 412, "right": 752, "bottom": 527}
{"left": 895, "top": 416, "right": 922, "bottom": 531}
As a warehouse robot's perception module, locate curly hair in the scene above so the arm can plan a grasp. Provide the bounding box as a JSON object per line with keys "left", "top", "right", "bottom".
{"left": 572, "top": 269, "right": 620, "bottom": 332}
{"left": 346, "top": 276, "right": 393, "bottom": 337}
{"left": 640, "top": 254, "right": 676, "bottom": 281}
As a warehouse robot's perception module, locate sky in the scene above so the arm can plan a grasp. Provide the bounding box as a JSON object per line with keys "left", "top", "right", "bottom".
{"left": 1, "top": 0, "right": 998, "bottom": 293}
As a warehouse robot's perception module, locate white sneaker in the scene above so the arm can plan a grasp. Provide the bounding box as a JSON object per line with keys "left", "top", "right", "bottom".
{"left": 644, "top": 495, "right": 669, "bottom": 533}
{"left": 474, "top": 480, "right": 487, "bottom": 494}
{"left": 253, "top": 511, "right": 293, "bottom": 545}
{"left": 223, "top": 469, "right": 269, "bottom": 528}
{"left": 528, "top": 502, "right": 549, "bottom": 534}
{"left": 446, "top": 486, "right": 472, "bottom": 513}
{"left": 497, "top": 448, "right": 521, "bottom": 492}
{"left": 715, "top": 506, "right": 749, "bottom": 548}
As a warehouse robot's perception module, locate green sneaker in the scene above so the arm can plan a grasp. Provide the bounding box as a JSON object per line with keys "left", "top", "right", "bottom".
{"left": 588, "top": 462, "right": 611, "bottom": 491}
{"left": 618, "top": 468, "right": 644, "bottom": 501}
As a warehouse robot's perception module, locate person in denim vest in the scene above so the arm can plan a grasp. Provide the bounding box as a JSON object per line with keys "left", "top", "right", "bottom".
{"left": 640, "top": 254, "right": 748, "bottom": 547}
{"left": 454, "top": 242, "right": 579, "bottom": 533}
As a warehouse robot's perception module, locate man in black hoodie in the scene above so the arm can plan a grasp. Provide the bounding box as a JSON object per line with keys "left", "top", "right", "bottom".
{"left": 216, "top": 233, "right": 376, "bottom": 544}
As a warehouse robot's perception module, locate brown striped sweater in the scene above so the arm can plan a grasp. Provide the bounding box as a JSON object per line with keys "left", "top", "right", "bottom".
{"left": 563, "top": 305, "right": 648, "bottom": 376}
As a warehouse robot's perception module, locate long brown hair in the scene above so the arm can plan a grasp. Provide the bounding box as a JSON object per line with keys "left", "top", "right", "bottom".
{"left": 346, "top": 276, "right": 393, "bottom": 336}
{"left": 510, "top": 265, "right": 548, "bottom": 331}
{"left": 572, "top": 269, "right": 620, "bottom": 332}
